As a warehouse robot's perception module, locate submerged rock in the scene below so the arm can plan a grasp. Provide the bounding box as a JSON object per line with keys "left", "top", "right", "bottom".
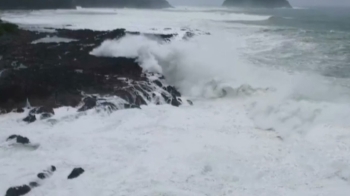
{"left": 222, "top": 0, "right": 292, "bottom": 8}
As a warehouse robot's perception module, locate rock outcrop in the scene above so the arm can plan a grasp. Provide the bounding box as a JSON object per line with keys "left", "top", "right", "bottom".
{"left": 0, "top": 22, "right": 190, "bottom": 118}
{"left": 222, "top": 0, "right": 292, "bottom": 8}
{"left": 0, "top": 0, "right": 171, "bottom": 9}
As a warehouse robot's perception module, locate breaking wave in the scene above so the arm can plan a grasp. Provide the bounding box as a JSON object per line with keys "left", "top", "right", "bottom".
{"left": 91, "top": 29, "right": 350, "bottom": 137}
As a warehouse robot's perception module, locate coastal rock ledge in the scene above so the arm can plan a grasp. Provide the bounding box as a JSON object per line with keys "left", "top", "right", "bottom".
{"left": 0, "top": 21, "right": 191, "bottom": 119}
{"left": 222, "top": 0, "right": 292, "bottom": 8}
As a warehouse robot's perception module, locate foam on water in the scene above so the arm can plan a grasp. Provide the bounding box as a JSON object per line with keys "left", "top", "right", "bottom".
{"left": 1, "top": 7, "right": 350, "bottom": 196}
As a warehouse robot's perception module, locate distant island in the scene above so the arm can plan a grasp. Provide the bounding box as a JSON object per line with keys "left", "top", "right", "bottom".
{"left": 0, "top": 0, "right": 172, "bottom": 9}
{"left": 222, "top": 0, "right": 292, "bottom": 8}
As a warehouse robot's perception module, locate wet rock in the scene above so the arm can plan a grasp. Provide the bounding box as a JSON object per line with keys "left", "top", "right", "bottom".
{"left": 124, "top": 104, "right": 141, "bottom": 109}
{"left": 12, "top": 108, "right": 24, "bottom": 113}
{"left": 6, "top": 135, "right": 30, "bottom": 144}
{"left": 153, "top": 80, "right": 162, "bottom": 87}
{"left": 5, "top": 185, "right": 31, "bottom": 196}
{"left": 51, "top": 166, "right": 56, "bottom": 172}
{"left": 28, "top": 182, "right": 39, "bottom": 188}
{"left": 171, "top": 97, "right": 182, "bottom": 107}
{"left": 37, "top": 165, "right": 56, "bottom": 179}
{"left": 33, "top": 106, "right": 55, "bottom": 115}
{"left": 78, "top": 97, "right": 97, "bottom": 112}
{"left": 68, "top": 167, "right": 85, "bottom": 179}
{"left": 99, "top": 102, "right": 118, "bottom": 113}
{"left": 37, "top": 173, "right": 47, "bottom": 180}
{"left": 164, "top": 86, "right": 181, "bottom": 97}
{"left": 16, "top": 136, "right": 30, "bottom": 144}
{"left": 23, "top": 115, "right": 36, "bottom": 123}
{"left": 0, "top": 26, "right": 188, "bottom": 115}
{"left": 40, "top": 113, "right": 53, "bottom": 120}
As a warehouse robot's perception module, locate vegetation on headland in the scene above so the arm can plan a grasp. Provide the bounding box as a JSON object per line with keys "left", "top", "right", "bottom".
{"left": 0, "top": 19, "right": 18, "bottom": 36}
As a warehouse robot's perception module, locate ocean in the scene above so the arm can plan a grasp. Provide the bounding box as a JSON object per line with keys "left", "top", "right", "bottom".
{"left": 1, "top": 6, "right": 350, "bottom": 196}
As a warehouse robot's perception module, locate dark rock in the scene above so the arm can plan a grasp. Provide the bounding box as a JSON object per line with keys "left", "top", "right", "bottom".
{"left": 187, "top": 100, "right": 193, "bottom": 105}
{"left": 165, "top": 86, "right": 181, "bottom": 97}
{"left": 99, "top": 102, "right": 118, "bottom": 112}
{"left": 35, "top": 107, "right": 55, "bottom": 115}
{"left": 12, "top": 108, "right": 24, "bottom": 113}
{"left": 124, "top": 104, "right": 141, "bottom": 109}
{"left": 37, "top": 173, "right": 46, "bottom": 180}
{"left": 222, "top": 0, "right": 292, "bottom": 8}
{"left": 5, "top": 185, "right": 31, "bottom": 196}
{"left": 40, "top": 113, "right": 53, "bottom": 120}
{"left": 23, "top": 115, "right": 36, "bottom": 123}
{"left": 51, "top": 166, "right": 56, "bottom": 172}
{"left": 0, "top": 25, "right": 188, "bottom": 115}
{"left": 68, "top": 168, "right": 85, "bottom": 179}
{"left": 153, "top": 80, "right": 162, "bottom": 87}
{"left": 171, "top": 97, "right": 182, "bottom": 107}
{"left": 16, "top": 136, "right": 30, "bottom": 144}
{"left": 6, "top": 135, "right": 30, "bottom": 144}
{"left": 78, "top": 97, "right": 97, "bottom": 112}
{"left": 28, "top": 182, "right": 39, "bottom": 188}
{"left": 30, "top": 107, "right": 55, "bottom": 119}
{"left": 7, "top": 135, "right": 18, "bottom": 141}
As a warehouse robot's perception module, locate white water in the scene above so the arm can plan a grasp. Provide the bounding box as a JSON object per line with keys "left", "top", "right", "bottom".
{"left": 1, "top": 7, "right": 350, "bottom": 196}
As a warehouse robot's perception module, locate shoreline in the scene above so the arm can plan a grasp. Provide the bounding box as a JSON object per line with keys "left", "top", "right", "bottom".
{"left": 0, "top": 21, "right": 191, "bottom": 122}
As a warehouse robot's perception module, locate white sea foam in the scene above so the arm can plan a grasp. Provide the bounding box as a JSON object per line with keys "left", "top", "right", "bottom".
{"left": 32, "top": 36, "right": 77, "bottom": 44}
{"left": 1, "top": 7, "right": 350, "bottom": 196}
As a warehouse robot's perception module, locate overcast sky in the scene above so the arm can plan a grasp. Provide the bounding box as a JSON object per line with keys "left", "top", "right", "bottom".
{"left": 168, "top": 0, "right": 350, "bottom": 7}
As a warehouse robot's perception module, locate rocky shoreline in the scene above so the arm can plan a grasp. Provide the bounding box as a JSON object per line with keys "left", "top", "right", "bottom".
{"left": 0, "top": 21, "right": 191, "bottom": 122}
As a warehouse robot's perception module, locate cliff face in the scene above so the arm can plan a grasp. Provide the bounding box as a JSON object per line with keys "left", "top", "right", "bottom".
{"left": 222, "top": 0, "right": 292, "bottom": 8}
{"left": 0, "top": 0, "right": 171, "bottom": 10}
